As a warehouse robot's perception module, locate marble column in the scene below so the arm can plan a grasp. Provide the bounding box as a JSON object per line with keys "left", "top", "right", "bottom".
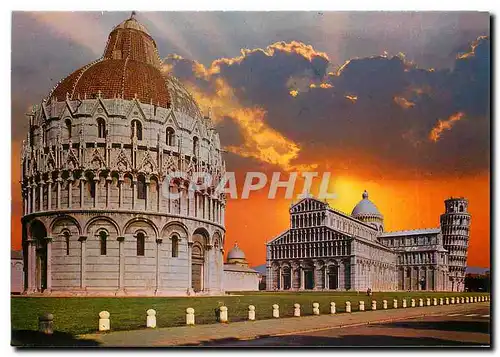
{"left": 157, "top": 181, "right": 162, "bottom": 212}
{"left": 106, "top": 175, "right": 112, "bottom": 208}
{"left": 56, "top": 177, "right": 62, "bottom": 209}
{"left": 117, "top": 236, "right": 125, "bottom": 291}
{"left": 313, "top": 264, "right": 320, "bottom": 290}
{"left": 324, "top": 267, "right": 328, "bottom": 290}
{"left": 339, "top": 262, "right": 345, "bottom": 290}
{"left": 27, "top": 185, "right": 31, "bottom": 214}
{"left": 204, "top": 244, "right": 212, "bottom": 292}
{"left": 26, "top": 239, "right": 36, "bottom": 293}
{"left": 68, "top": 177, "right": 73, "bottom": 208}
{"left": 155, "top": 238, "right": 162, "bottom": 294}
{"left": 80, "top": 175, "right": 85, "bottom": 208}
{"left": 31, "top": 183, "right": 37, "bottom": 213}
{"left": 47, "top": 180, "right": 52, "bottom": 210}
{"left": 132, "top": 179, "right": 137, "bottom": 210}
{"left": 79, "top": 236, "right": 87, "bottom": 289}
{"left": 44, "top": 237, "right": 52, "bottom": 292}
{"left": 187, "top": 242, "right": 193, "bottom": 293}
{"left": 145, "top": 181, "right": 150, "bottom": 211}
{"left": 300, "top": 267, "right": 305, "bottom": 290}
{"left": 118, "top": 177, "right": 123, "bottom": 208}
{"left": 93, "top": 177, "right": 100, "bottom": 208}
{"left": 39, "top": 182, "right": 44, "bottom": 211}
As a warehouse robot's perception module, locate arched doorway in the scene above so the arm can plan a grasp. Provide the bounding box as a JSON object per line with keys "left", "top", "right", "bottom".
{"left": 30, "top": 220, "right": 48, "bottom": 292}
{"left": 191, "top": 243, "right": 204, "bottom": 292}
{"left": 282, "top": 266, "right": 291, "bottom": 290}
{"left": 328, "top": 265, "right": 339, "bottom": 290}
{"left": 191, "top": 229, "right": 209, "bottom": 292}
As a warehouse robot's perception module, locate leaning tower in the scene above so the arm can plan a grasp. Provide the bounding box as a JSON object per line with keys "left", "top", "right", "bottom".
{"left": 440, "top": 197, "right": 471, "bottom": 292}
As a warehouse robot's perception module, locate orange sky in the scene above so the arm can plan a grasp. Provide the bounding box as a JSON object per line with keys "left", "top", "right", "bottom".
{"left": 223, "top": 171, "right": 490, "bottom": 268}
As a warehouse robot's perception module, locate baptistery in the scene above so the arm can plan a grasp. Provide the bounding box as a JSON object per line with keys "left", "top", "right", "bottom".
{"left": 20, "top": 14, "right": 226, "bottom": 296}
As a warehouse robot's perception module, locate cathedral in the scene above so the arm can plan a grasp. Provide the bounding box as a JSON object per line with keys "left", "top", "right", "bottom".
{"left": 266, "top": 192, "right": 470, "bottom": 292}
{"left": 20, "top": 14, "right": 228, "bottom": 296}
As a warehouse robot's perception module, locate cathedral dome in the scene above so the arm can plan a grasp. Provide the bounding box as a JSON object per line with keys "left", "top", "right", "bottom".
{"left": 48, "top": 13, "right": 202, "bottom": 118}
{"left": 227, "top": 243, "right": 246, "bottom": 260}
{"left": 351, "top": 190, "right": 382, "bottom": 218}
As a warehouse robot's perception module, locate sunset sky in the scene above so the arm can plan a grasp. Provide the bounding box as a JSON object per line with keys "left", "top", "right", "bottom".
{"left": 11, "top": 11, "right": 490, "bottom": 268}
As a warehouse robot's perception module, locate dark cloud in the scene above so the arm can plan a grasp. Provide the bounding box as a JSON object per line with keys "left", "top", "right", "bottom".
{"left": 166, "top": 36, "right": 490, "bottom": 178}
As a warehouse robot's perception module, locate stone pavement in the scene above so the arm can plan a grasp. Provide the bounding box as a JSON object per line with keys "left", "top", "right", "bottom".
{"left": 81, "top": 302, "right": 490, "bottom": 347}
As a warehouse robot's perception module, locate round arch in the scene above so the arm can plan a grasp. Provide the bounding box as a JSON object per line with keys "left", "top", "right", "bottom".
{"left": 123, "top": 217, "right": 159, "bottom": 239}
{"left": 160, "top": 221, "right": 189, "bottom": 240}
{"left": 50, "top": 215, "right": 82, "bottom": 236}
{"left": 84, "top": 216, "right": 120, "bottom": 236}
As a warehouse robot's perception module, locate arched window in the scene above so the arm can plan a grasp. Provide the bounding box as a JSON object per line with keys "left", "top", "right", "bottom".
{"left": 137, "top": 232, "right": 145, "bottom": 256}
{"left": 99, "top": 231, "right": 107, "bottom": 255}
{"left": 88, "top": 179, "right": 96, "bottom": 199}
{"left": 97, "top": 118, "right": 106, "bottom": 139}
{"left": 137, "top": 176, "right": 146, "bottom": 199}
{"left": 166, "top": 127, "right": 175, "bottom": 146}
{"left": 459, "top": 205, "right": 464, "bottom": 212}
{"left": 171, "top": 234, "right": 179, "bottom": 258}
{"left": 193, "top": 136, "right": 199, "bottom": 156}
{"left": 131, "top": 120, "right": 142, "bottom": 140}
{"left": 65, "top": 119, "right": 72, "bottom": 139}
{"left": 63, "top": 231, "right": 70, "bottom": 255}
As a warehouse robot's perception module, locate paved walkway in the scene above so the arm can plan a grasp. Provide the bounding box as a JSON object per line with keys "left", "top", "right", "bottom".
{"left": 81, "top": 302, "right": 489, "bottom": 347}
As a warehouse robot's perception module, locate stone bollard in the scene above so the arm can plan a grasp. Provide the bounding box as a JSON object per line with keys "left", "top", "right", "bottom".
{"left": 402, "top": 299, "right": 407, "bottom": 308}
{"left": 248, "top": 305, "right": 256, "bottom": 321}
{"left": 418, "top": 298, "right": 424, "bottom": 307}
{"left": 99, "top": 311, "right": 110, "bottom": 332}
{"left": 146, "top": 309, "right": 156, "bottom": 328}
{"left": 393, "top": 299, "right": 398, "bottom": 309}
{"left": 451, "top": 297, "right": 455, "bottom": 304}
{"left": 474, "top": 296, "right": 478, "bottom": 302}
{"left": 446, "top": 297, "right": 449, "bottom": 305}
{"left": 272, "top": 304, "right": 279, "bottom": 318}
{"left": 38, "top": 313, "right": 54, "bottom": 335}
{"left": 330, "top": 302, "right": 336, "bottom": 314}
{"left": 465, "top": 296, "right": 469, "bottom": 303}
{"left": 186, "top": 308, "right": 195, "bottom": 325}
{"left": 294, "top": 303, "right": 301, "bottom": 317}
{"left": 461, "top": 297, "right": 465, "bottom": 304}
{"left": 359, "top": 301, "right": 365, "bottom": 311}
{"left": 345, "top": 301, "right": 352, "bottom": 313}
{"left": 433, "top": 298, "right": 437, "bottom": 306}
{"left": 219, "top": 306, "right": 228, "bottom": 323}
{"left": 382, "top": 300, "right": 388, "bottom": 309}
{"left": 439, "top": 298, "right": 444, "bottom": 305}
{"left": 426, "top": 298, "right": 431, "bottom": 306}
{"left": 313, "top": 302, "right": 320, "bottom": 315}
{"left": 457, "top": 297, "right": 461, "bottom": 304}
{"left": 411, "top": 299, "right": 416, "bottom": 308}
{"left": 371, "top": 300, "right": 377, "bottom": 311}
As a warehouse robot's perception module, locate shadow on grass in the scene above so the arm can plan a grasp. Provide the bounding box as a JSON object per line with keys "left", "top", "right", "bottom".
{"left": 11, "top": 330, "right": 101, "bottom": 347}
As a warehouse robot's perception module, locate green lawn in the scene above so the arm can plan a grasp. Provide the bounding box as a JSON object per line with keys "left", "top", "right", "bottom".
{"left": 11, "top": 291, "right": 488, "bottom": 336}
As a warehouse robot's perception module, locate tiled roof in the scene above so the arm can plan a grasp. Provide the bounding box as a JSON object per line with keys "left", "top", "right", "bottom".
{"left": 48, "top": 14, "right": 201, "bottom": 116}
{"left": 380, "top": 228, "right": 441, "bottom": 237}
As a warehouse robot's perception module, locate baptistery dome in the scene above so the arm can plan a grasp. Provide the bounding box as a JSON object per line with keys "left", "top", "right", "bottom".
{"left": 49, "top": 13, "right": 201, "bottom": 119}
{"left": 20, "top": 13, "right": 226, "bottom": 297}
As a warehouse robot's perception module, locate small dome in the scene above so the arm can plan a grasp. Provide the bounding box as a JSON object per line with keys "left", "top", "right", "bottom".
{"left": 351, "top": 190, "right": 382, "bottom": 217}
{"left": 114, "top": 12, "right": 151, "bottom": 36}
{"left": 227, "top": 242, "right": 246, "bottom": 260}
